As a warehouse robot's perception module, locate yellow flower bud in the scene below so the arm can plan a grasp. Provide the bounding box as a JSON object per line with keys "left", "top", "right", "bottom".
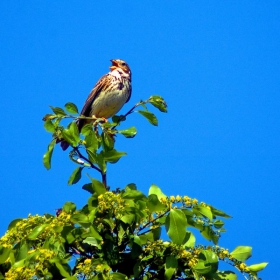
{"left": 176, "top": 195, "right": 182, "bottom": 201}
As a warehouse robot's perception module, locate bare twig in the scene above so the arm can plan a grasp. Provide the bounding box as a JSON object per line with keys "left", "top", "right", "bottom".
{"left": 74, "top": 147, "right": 107, "bottom": 187}
{"left": 73, "top": 147, "right": 101, "bottom": 173}
{"left": 112, "top": 101, "right": 145, "bottom": 129}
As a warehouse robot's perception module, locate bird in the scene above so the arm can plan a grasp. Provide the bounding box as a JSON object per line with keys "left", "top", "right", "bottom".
{"left": 77, "top": 59, "right": 132, "bottom": 130}
{"left": 61, "top": 59, "right": 132, "bottom": 150}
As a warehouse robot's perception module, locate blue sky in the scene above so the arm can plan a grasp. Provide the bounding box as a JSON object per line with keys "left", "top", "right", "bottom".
{"left": 1, "top": 1, "right": 279, "bottom": 278}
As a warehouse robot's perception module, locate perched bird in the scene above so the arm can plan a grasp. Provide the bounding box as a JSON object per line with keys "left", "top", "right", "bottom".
{"left": 61, "top": 59, "right": 132, "bottom": 150}
{"left": 77, "top": 59, "right": 132, "bottom": 130}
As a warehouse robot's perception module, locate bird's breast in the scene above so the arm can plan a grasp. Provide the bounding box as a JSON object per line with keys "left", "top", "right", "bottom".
{"left": 90, "top": 78, "right": 131, "bottom": 119}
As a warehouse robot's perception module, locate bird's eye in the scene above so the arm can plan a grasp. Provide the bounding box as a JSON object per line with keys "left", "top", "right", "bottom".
{"left": 121, "top": 62, "right": 126, "bottom": 66}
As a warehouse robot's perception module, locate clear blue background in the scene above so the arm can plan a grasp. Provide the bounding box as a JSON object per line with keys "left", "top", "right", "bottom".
{"left": 1, "top": 1, "right": 279, "bottom": 278}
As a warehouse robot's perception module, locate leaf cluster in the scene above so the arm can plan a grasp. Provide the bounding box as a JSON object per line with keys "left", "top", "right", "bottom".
{"left": 0, "top": 95, "right": 267, "bottom": 279}
{"left": 42, "top": 96, "right": 167, "bottom": 187}
{"left": 0, "top": 184, "right": 267, "bottom": 279}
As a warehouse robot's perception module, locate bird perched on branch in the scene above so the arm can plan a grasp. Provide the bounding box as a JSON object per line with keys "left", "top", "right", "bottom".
{"left": 61, "top": 59, "right": 132, "bottom": 150}
{"left": 77, "top": 59, "right": 132, "bottom": 130}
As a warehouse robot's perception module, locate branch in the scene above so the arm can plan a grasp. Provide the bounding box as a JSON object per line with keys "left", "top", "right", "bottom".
{"left": 112, "top": 101, "right": 145, "bottom": 129}
{"left": 137, "top": 210, "right": 170, "bottom": 234}
{"left": 73, "top": 147, "right": 102, "bottom": 174}
{"left": 73, "top": 147, "right": 107, "bottom": 186}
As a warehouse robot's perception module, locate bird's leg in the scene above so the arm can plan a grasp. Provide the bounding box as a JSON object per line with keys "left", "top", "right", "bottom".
{"left": 99, "top": 117, "right": 108, "bottom": 123}
{"left": 91, "top": 114, "right": 108, "bottom": 123}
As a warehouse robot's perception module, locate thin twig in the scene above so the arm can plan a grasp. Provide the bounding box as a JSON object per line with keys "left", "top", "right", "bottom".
{"left": 102, "top": 173, "right": 107, "bottom": 188}
{"left": 112, "top": 101, "right": 144, "bottom": 129}
{"left": 74, "top": 147, "right": 101, "bottom": 173}
{"left": 137, "top": 210, "right": 170, "bottom": 234}
{"left": 75, "top": 148, "right": 107, "bottom": 187}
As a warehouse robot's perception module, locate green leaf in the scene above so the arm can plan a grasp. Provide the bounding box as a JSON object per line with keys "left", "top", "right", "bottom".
{"left": 165, "top": 255, "right": 178, "bottom": 280}
{"left": 69, "top": 121, "right": 80, "bottom": 142}
{"left": 139, "top": 227, "right": 161, "bottom": 243}
{"left": 131, "top": 235, "right": 142, "bottom": 259}
{"left": 71, "top": 213, "right": 89, "bottom": 225}
{"left": 53, "top": 261, "right": 71, "bottom": 278}
{"left": 62, "top": 122, "right": 80, "bottom": 147}
{"left": 87, "top": 150, "right": 107, "bottom": 173}
{"left": 62, "top": 202, "right": 76, "bottom": 213}
{"left": 82, "top": 183, "right": 94, "bottom": 194}
{"left": 89, "top": 226, "right": 103, "bottom": 241}
{"left": 8, "top": 218, "right": 23, "bottom": 230}
{"left": 0, "top": 246, "right": 11, "bottom": 264}
{"left": 44, "top": 120, "right": 55, "bottom": 133}
{"left": 89, "top": 177, "right": 106, "bottom": 195}
{"left": 165, "top": 209, "right": 188, "bottom": 245}
{"left": 193, "top": 250, "right": 219, "bottom": 276}
{"left": 137, "top": 110, "right": 158, "bottom": 126}
{"left": 213, "top": 220, "right": 224, "bottom": 229}
{"left": 83, "top": 237, "right": 101, "bottom": 249}
{"left": 201, "top": 226, "right": 219, "bottom": 244}
{"left": 122, "top": 189, "right": 145, "bottom": 200}
{"left": 212, "top": 271, "right": 237, "bottom": 280}
{"left": 81, "top": 124, "right": 93, "bottom": 136}
{"left": 247, "top": 262, "right": 268, "bottom": 272}
{"left": 101, "top": 149, "right": 127, "bottom": 163}
{"left": 15, "top": 241, "right": 29, "bottom": 261}
{"left": 88, "top": 209, "right": 97, "bottom": 222}
{"left": 12, "top": 259, "right": 25, "bottom": 269}
{"left": 111, "top": 272, "right": 128, "bottom": 280}
{"left": 193, "top": 205, "right": 213, "bottom": 220}
{"left": 230, "top": 246, "right": 252, "bottom": 261}
{"left": 148, "top": 184, "right": 167, "bottom": 201}
{"left": 121, "top": 214, "right": 135, "bottom": 224}
{"left": 65, "top": 102, "right": 79, "bottom": 114}
{"left": 43, "top": 139, "right": 56, "bottom": 170}
{"left": 50, "top": 106, "right": 67, "bottom": 116}
{"left": 28, "top": 224, "right": 48, "bottom": 240}
{"left": 210, "top": 206, "right": 231, "bottom": 218}
{"left": 68, "top": 167, "right": 83, "bottom": 185}
{"left": 147, "top": 194, "right": 166, "bottom": 212}
{"left": 126, "top": 183, "right": 137, "bottom": 190}
{"left": 53, "top": 225, "right": 63, "bottom": 233}
{"left": 101, "top": 131, "right": 115, "bottom": 151}
{"left": 148, "top": 95, "right": 168, "bottom": 113}
{"left": 118, "top": 126, "right": 137, "bottom": 138}
{"left": 85, "top": 130, "right": 98, "bottom": 151}
{"left": 183, "top": 231, "right": 196, "bottom": 248}
{"left": 112, "top": 115, "right": 126, "bottom": 123}
{"left": 42, "top": 113, "right": 56, "bottom": 121}
{"left": 61, "top": 130, "right": 74, "bottom": 146}
{"left": 88, "top": 195, "right": 98, "bottom": 210}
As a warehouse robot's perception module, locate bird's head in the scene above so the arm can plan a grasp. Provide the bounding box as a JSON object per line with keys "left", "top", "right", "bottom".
{"left": 110, "top": 59, "right": 131, "bottom": 75}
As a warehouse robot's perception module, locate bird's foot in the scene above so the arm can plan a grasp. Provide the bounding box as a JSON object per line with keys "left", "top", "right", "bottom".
{"left": 92, "top": 115, "right": 108, "bottom": 123}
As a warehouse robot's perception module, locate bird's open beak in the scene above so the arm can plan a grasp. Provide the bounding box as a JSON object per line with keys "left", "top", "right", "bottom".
{"left": 110, "top": 59, "right": 118, "bottom": 71}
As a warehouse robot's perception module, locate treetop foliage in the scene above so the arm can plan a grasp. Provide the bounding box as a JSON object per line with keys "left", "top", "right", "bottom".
{"left": 0, "top": 96, "right": 267, "bottom": 279}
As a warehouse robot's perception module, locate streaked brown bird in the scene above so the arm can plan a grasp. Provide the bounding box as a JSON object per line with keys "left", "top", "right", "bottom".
{"left": 77, "top": 59, "right": 132, "bottom": 130}
{"left": 61, "top": 59, "right": 132, "bottom": 150}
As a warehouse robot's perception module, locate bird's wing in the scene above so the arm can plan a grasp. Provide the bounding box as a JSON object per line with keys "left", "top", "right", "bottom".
{"left": 125, "top": 82, "right": 132, "bottom": 104}
{"left": 77, "top": 73, "right": 111, "bottom": 130}
{"left": 80, "top": 73, "right": 111, "bottom": 116}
